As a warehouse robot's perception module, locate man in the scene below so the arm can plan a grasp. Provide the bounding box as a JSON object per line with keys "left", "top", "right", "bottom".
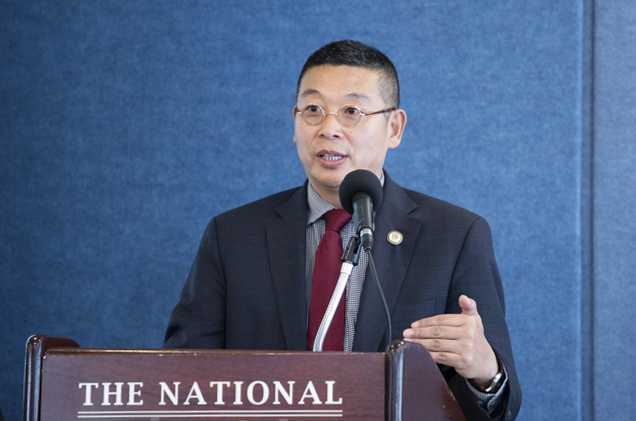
{"left": 165, "top": 40, "right": 521, "bottom": 420}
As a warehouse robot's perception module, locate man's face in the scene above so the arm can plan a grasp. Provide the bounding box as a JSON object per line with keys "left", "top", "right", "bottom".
{"left": 293, "top": 65, "right": 405, "bottom": 206}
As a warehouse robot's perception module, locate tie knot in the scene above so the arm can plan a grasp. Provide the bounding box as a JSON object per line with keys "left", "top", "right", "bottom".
{"left": 324, "top": 209, "right": 352, "bottom": 233}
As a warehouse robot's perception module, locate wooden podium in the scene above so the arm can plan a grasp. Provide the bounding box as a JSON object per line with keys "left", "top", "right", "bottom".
{"left": 24, "top": 335, "right": 466, "bottom": 421}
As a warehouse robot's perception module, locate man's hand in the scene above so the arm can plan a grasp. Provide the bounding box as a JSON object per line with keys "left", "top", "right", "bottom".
{"left": 403, "top": 295, "right": 499, "bottom": 389}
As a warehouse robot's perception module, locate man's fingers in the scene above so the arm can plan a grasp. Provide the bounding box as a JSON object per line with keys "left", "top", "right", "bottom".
{"left": 459, "top": 295, "right": 478, "bottom": 316}
{"left": 403, "top": 337, "right": 481, "bottom": 374}
{"left": 409, "top": 296, "right": 480, "bottom": 329}
{"left": 403, "top": 296, "right": 495, "bottom": 380}
{"left": 402, "top": 338, "right": 466, "bottom": 364}
{"left": 410, "top": 313, "right": 465, "bottom": 329}
{"left": 403, "top": 325, "right": 463, "bottom": 341}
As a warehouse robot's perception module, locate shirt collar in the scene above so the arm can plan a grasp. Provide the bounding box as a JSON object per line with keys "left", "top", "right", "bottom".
{"left": 307, "top": 183, "right": 335, "bottom": 225}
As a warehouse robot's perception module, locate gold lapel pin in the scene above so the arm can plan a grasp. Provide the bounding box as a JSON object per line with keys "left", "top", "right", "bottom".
{"left": 387, "top": 230, "right": 403, "bottom": 246}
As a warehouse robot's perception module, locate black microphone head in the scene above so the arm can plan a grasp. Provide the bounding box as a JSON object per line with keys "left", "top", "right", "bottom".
{"left": 339, "top": 169, "right": 384, "bottom": 215}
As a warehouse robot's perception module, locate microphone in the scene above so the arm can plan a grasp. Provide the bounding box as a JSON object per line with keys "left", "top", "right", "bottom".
{"left": 339, "top": 169, "right": 383, "bottom": 250}
{"left": 339, "top": 169, "right": 393, "bottom": 352}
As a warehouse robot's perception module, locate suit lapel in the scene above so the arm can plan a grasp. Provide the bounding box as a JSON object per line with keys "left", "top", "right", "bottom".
{"left": 266, "top": 183, "right": 309, "bottom": 350}
{"left": 352, "top": 174, "right": 422, "bottom": 352}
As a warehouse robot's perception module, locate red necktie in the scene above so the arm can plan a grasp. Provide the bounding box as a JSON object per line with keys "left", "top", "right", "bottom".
{"left": 307, "top": 209, "right": 352, "bottom": 351}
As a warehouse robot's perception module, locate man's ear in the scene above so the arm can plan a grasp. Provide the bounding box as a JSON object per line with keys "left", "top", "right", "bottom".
{"left": 292, "top": 106, "right": 298, "bottom": 144}
{"left": 387, "top": 109, "right": 407, "bottom": 149}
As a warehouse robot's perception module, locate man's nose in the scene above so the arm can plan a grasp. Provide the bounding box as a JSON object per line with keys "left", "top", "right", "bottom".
{"left": 318, "top": 112, "right": 345, "bottom": 137}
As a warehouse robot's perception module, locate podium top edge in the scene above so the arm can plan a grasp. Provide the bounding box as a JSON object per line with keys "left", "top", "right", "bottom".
{"left": 43, "top": 348, "right": 387, "bottom": 356}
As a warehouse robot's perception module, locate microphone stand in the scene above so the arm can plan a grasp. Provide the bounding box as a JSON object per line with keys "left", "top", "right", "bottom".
{"left": 312, "top": 236, "right": 361, "bottom": 352}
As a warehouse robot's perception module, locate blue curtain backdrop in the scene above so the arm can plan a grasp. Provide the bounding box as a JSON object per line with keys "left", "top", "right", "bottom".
{"left": 1, "top": 1, "right": 634, "bottom": 420}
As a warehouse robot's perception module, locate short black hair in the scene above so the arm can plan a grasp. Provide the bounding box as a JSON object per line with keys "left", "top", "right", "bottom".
{"left": 296, "top": 40, "right": 400, "bottom": 108}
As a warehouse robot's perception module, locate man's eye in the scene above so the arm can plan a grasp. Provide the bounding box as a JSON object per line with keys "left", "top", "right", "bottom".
{"left": 343, "top": 107, "right": 361, "bottom": 116}
{"left": 305, "top": 105, "right": 322, "bottom": 114}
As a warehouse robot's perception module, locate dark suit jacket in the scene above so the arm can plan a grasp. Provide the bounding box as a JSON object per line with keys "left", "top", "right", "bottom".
{"left": 165, "top": 173, "right": 521, "bottom": 420}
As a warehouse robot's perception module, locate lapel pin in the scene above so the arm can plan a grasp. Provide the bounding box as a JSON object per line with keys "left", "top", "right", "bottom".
{"left": 387, "top": 230, "right": 403, "bottom": 246}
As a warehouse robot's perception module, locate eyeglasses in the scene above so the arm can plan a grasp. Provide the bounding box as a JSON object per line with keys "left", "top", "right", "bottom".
{"left": 295, "top": 104, "right": 397, "bottom": 126}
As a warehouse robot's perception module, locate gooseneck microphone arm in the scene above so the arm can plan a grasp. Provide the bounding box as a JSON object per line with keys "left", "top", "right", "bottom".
{"left": 313, "top": 235, "right": 361, "bottom": 352}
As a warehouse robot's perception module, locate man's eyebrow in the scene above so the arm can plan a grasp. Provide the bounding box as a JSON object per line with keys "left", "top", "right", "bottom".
{"left": 299, "top": 89, "right": 320, "bottom": 98}
{"left": 345, "top": 92, "right": 373, "bottom": 102}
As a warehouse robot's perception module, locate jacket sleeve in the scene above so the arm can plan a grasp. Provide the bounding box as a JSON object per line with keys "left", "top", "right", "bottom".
{"left": 443, "top": 217, "right": 522, "bottom": 421}
{"left": 164, "top": 217, "right": 227, "bottom": 349}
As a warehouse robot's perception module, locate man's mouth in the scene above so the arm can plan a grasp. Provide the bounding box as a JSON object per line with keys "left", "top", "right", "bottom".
{"left": 319, "top": 153, "right": 345, "bottom": 161}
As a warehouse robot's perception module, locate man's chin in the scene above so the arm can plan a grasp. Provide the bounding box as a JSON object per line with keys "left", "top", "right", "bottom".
{"left": 311, "top": 167, "right": 349, "bottom": 184}
{"left": 308, "top": 174, "right": 345, "bottom": 193}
